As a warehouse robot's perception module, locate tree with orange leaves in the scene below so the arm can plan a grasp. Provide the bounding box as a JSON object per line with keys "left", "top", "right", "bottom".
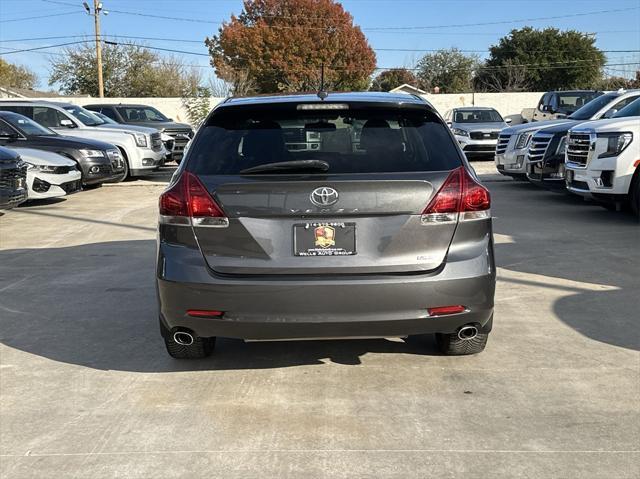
{"left": 205, "top": 0, "right": 376, "bottom": 94}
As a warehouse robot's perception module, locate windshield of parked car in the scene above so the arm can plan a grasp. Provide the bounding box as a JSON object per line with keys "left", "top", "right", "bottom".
{"left": 188, "top": 107, "right": 462, "bottom": 175}
{"left": 568, "top": 93, "right": 618, "bottom": 120}
{"left": 2, "top": 111, "right": 57, "bottom": 136}
{"left": 556, "top": 92, "right": 601, "bottom": 113}
{"left": 612, "top": 97, "right": 640, "bottom": 118}
{"left": 63, "top": 105, "right": 105, "bottom": 126}
{"left": 453, "top": 109, "right": 503, "bottom": 123}
{"left": 117, "top": 106, "right": 169, "bottom": 122}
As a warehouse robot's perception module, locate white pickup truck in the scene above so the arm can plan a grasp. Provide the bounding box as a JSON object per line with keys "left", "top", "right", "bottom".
{"left": 565, "top": 98, "right": 640, "bottom": 217}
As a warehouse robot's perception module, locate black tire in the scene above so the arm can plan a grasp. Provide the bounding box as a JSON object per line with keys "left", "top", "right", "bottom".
{"left": 436, "top": 331, "right": 488, "bottom": 355}
{"left": 630, "top": 170, "right": 640, "bottom": 219}
{"left": 115, "top": 148, "right": 130, "bottom": 182}
{"left": 163, "top": 330, "right": 216, "bottom": 359}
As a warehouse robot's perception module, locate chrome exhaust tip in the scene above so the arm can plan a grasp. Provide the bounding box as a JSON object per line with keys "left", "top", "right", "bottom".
{"left": 173, "top": 331, "right": 194, "bottom": 346}
{"left": 457, "top": 325, "right": 478, "bottom": 341}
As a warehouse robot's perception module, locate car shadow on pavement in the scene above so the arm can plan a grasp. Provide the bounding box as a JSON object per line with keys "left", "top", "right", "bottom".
{"left": 0, "top": 240, "right": 439, "bottom": 372}
{"left": 491, "top": 181, "right": 640, "bottom": 352}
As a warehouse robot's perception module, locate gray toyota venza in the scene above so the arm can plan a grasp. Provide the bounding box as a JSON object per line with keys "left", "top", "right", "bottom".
{"left": 156, "top": 92, "right": 495, "bottom": 358}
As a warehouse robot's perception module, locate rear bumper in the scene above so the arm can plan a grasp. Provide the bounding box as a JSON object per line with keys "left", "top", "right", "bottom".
{"left": 156, "top": 241, "right": 496, "bottom": 340}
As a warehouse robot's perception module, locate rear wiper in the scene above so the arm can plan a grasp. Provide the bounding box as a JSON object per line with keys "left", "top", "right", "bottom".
{"left": 240, "top": 159, "right": 329, "bottom": 174}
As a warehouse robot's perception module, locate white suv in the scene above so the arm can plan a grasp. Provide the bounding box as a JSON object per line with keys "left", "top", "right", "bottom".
{"left": 496, "top": 89, "right": 640, "bottom": 179}
{"left": 0, "top": 101, "right": 166, "bottom": 179}
{"left": 565, "top": 98, "right": 640, "bottom": 216}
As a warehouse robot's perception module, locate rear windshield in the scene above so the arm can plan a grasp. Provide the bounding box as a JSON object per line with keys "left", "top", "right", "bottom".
{"left": 187, "top": 107, "right": 462, "bottom": 175}
{"left": 454, "top": 109, "right": 503, "bottom": 123}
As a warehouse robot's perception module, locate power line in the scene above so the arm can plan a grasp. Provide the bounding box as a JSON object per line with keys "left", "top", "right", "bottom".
{"left": 0, "top": 10, "right": 82, "bottom": 23}
{"left": 1, "top": 35, "right": 638, "bottom": 56}
{"left": 33, "top": 3, "right": 639, "bottom": 31}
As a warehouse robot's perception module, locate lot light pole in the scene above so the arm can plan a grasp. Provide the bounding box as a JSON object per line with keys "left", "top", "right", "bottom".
{"left": 84, "top": 1, "right": 108, "bottom": 98}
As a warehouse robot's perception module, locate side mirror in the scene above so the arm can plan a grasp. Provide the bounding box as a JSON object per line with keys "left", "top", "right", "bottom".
{"left": 505, "top": 118, "right": 512, "bottom": 124}
{"left": 603, "top": 109, "right": 617, "bottom": 119}
{"left": 60, "top": 119, "right": 76, "bottom": 128}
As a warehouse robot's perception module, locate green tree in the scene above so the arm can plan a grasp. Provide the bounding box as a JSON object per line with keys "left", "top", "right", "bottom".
{"left": 205, "top": 0, "right": 376, "bottom": 94}
{"left": 483, "top": 27, "right": 606, "bottom": 91}
{"left": 0, "top": 58, "right": 37, "bottom": 89}
{"left": 49, "top": 43, "right": 201, "bottom": 97}
{"left": 416, "top": 48, "right": 479, "bottom": 93}
{"left": 370, "top": 68, "right": 419, "bottom": 92}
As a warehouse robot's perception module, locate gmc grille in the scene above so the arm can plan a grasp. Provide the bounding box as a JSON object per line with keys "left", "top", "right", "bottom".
{"left": 495, "top": 134, "right": 511, "bottom": 155}
{"left": 566, "top": 133, "right": 591, "bottom": 167}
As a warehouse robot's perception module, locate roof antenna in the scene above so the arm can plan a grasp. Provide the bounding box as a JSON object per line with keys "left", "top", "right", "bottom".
{"left": 317, "top": 63, "right": 328, "bottom": 101}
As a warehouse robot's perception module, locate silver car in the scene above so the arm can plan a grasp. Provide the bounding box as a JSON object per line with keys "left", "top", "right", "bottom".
{"left": 444, "top": 107, "right": 510, "bottom": 160}
{"left": 156, "top": 92, "right": 496, "bottom": 359}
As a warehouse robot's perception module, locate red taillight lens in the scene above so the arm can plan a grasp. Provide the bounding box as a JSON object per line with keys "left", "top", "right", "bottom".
{"left": 186, "top": 173, "right": 226, "bottom": 218}
{"left": 423, "top": 167, "right": 462, "bottom": 214}
{"left": 159, "top": 172, "right": 226, "bottom": 223}
{"left": 422, "top": 167, "right": 490, "bottom": 223}
{"left": 462, "top": 169, "right": 491, "bottom": 211}
{"left": 159, "top": 173, "right": 189, "bottom": 217}
{"left": 428, "top": 305, "right": 467, "bottom": 316}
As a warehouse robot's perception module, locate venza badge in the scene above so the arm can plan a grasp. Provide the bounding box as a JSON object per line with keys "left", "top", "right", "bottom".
{"left": 314, "top": 225, "right": 336, "bottom": 248}
{"left": 310, "top": 187, "right": 338, "bottom": 207}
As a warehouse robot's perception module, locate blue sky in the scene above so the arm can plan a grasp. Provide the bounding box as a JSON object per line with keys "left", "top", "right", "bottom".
{"left": 1, "top": 0, "right": 639, "bottom": 90}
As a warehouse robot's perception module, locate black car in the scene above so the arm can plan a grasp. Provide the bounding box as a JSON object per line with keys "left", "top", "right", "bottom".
{"left": 84, "top": 103, "right": 194, "bottom": 162}
{"left": 0, "top": 146, "right": 27, "bottom": 210}
{"left": 0, "top": 111, "right": 124, "bottom": 186}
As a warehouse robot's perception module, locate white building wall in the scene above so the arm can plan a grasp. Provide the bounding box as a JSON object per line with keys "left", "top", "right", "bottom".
{"left": 34, "top": 92, "right": 545, "bottom": 125}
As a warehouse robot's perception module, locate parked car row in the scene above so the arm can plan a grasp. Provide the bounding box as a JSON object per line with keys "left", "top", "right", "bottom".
{"left": 0, "top": 100, "right": 194, "bottom": 208}
{"left": 494, "top": 90, "right": 640, "bottom": 218}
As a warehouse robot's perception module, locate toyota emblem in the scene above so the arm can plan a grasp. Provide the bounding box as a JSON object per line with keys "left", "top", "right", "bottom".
{"left": 310, "top": 187, "right": 338, "bottom": 207}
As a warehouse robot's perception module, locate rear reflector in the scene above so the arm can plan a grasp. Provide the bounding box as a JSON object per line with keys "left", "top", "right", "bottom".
{"left": 421, "top": 167, "right": 491, "bottom": 224}
{"left": 187, "top": 310, "right": 225, "bottom": 318}
{"left": 159, "top": 171, "right": 228, "bottom": 227}
{"left": 427, "top": 305, "right": 467, "bottom": 316}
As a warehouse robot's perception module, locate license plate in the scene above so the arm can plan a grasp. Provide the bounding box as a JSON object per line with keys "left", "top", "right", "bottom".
{"left": 294, "top": 222, "right": 356, "bottom": 256}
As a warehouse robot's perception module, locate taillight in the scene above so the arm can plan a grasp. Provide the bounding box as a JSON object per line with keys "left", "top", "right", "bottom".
{"left": 421, "top": 167, "right": 490, "bottom": 224}
{"left": 159, "top": 171, "right": 228, "bottom": 227}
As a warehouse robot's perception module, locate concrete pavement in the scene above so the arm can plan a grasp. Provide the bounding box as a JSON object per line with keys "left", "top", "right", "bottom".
{"left": 0, "top": 170, "right": 638, "bottom": 478}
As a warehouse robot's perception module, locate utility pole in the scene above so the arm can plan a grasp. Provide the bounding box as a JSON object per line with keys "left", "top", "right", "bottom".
{"left": 84, "top": 1, "right": 108, "bottom": 97}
